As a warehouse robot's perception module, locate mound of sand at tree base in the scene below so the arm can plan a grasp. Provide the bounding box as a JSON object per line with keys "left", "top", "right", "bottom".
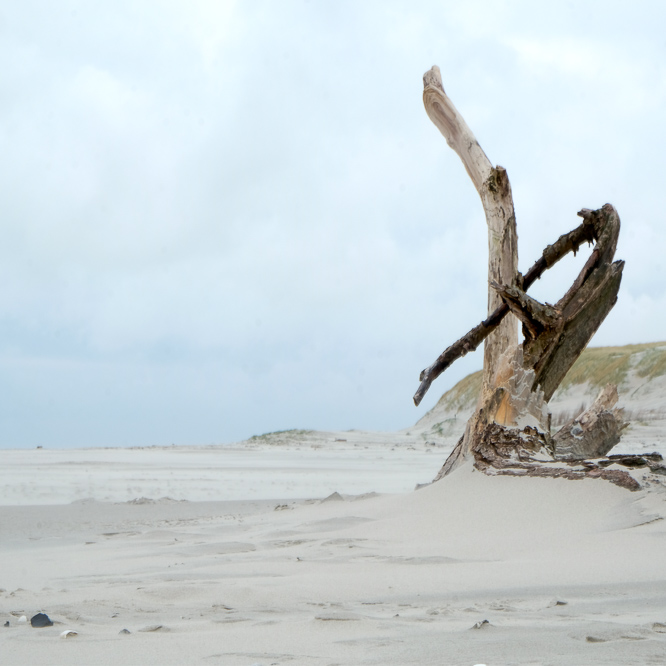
{"left": 3, "top": 462, "right": 666, "bottom": 665}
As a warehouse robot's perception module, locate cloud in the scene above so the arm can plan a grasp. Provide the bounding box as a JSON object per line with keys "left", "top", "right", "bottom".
{"left": 0, "top": 1, "right": 664, "bottom": 447}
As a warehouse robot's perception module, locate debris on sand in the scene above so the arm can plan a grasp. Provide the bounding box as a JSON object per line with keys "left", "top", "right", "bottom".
{"left": 31, "top": 613, "right": 54, "bottom": 628}
{"left": 471, "top": 619, "right": 490, "bottom": 630}
{"left": 138, "top": 624, "right": 169, "bottom": 632}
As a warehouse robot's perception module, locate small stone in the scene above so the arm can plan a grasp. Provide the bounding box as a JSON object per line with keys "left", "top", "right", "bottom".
{"left": 119, "top": 628, "right": 131, "bottom": 635}
{"left": 472, "top": 619, "right": 490, "bottom": 629}
{"left": 138, "top": 624, "right": 168, "bottom": 632}
{"left": 4, "top": 621, "right": 9, "bottom": 627}
{"left": 30, "top": 613, "right": 54, "bottom": 628}
{"left": 18, "top": 616, "right": 27, "bottom": 623}
{"left": 547, "top": 599, "right": 568, "bottom": 607}
{"left": 60, "top": 630, "right": 78, "bottom": 639}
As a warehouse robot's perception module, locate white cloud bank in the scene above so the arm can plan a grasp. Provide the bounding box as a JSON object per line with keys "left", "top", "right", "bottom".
{"left": 0, "top": 1, "right": 664, "bottom": 447}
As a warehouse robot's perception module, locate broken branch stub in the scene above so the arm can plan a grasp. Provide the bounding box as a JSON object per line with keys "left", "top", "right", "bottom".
{"left": 552, "top": 384, "right": 627, "bottom": 460}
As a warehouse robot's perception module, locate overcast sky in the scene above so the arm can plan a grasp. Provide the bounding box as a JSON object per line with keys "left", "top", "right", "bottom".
{"left": 1, "top": 1, "right": 664, "bottom": 448}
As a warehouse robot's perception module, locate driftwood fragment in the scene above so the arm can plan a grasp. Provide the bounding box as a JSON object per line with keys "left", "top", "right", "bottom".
{"left": 422, "top": 66, "right": 518, "bottom": 395}
{"left": 599, "top": 453, "right": 666, "bottom": 473}
{"left": 552, "top": 384, "right": 626, "bottom": 460}
{"left": 433, "top": 393, "right": 643, "bottom": 492}
{"left": 418, "top": 64, "right": 634, "bottom": 489}
{"left": 471, "top": 422, "right": 640, "bottom": 492}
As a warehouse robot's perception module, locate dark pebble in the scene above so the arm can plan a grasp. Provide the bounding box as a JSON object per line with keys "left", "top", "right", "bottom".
{"left": 4, "top": 621, "right": 9, "bottom": 627}
{"left": 30, "top": 613, "right": 54, "bottom": 628}
{"left": 119, "top": 628, "right": 131, "bottom": 634}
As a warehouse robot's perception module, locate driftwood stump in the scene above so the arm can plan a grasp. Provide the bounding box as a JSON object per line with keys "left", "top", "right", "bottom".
{"left": 416, "top": 66, "right": 662, "bottom": 490}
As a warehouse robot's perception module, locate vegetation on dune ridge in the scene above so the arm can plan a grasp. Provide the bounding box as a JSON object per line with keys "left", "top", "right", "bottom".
{"left": 561, "top": 341, "right": 666, "bottom": 388}
{"left": 635, "top": 345, "right": 666, "bottom": 380}
{"left": 435, "top": 370, "right": 483, "bottom": 413}
{"left": 249, "top": 429, "right": 314, "bottom": 442}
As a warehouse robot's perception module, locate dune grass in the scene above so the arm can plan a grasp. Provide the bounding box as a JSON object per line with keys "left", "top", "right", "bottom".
{"left": 249, "top": 428, "right": 314, "bottom": 442}
{"left": 562, "top": 341, "right": 666, "bottom": 389}
{"left": 635, "top": 345, "right": 666, "bottom": 380}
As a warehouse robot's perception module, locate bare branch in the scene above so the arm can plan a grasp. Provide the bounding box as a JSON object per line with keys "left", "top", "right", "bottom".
{"left": 413, "top": 213, "right": 603, "bottom": 405}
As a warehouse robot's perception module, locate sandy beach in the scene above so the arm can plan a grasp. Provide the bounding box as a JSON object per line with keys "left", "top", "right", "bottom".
{"left": 2, "top": 442, "right": 666, "bottom": 665}
{"left": 4, "top": 345, "right": 666, "bottom": 664}
{"left": 0, "top": 438, "right": 444, "bottom": 506}
{"left": 2, "top": 0, "right": 665, "bottom": 662}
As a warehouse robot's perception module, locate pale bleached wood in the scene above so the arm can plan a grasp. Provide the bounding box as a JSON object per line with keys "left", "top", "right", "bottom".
{"left": 422, "top": 66, "right": 492, "bottom": 191}
{"left": 422, "top": 65, "right": 518, "bottom": 395}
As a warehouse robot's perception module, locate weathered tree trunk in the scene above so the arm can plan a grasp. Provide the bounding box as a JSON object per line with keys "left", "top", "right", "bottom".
{"left": 422, "top": 66, "right": 518, "bottom": 397}
{"left": 416, "top": 65, "right": 657, "bottom": 490}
